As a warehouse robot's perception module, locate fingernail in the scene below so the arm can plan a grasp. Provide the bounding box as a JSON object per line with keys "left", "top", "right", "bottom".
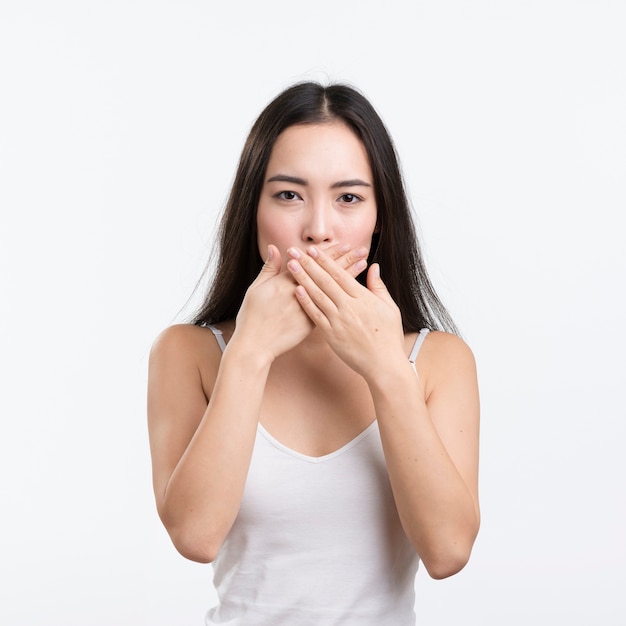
{"left": 287, "top": 259, "right": 301, "bottom": 273}
{"left": 308, "top": 246, "right": 319, "bottom": 258}
{"left": 338, "top": 244, "right": 350, "bottom": 254}
{"left": 287, "top": 247, "right": 301, "bottom": 259}
{"left": 354, "top": 247, "right": 368, "bottom": 259}
{"left": 266, "top": 246, "right": 273, "bottom": 262}
{"left": 354, "top": 260, "right": 367, "bottom": 272}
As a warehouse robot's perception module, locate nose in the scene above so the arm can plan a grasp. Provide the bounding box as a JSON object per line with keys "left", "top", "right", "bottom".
{"left": 301, "top": 204, "right": 333, "bottom": 244}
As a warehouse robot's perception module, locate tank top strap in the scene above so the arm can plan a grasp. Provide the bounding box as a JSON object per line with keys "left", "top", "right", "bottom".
{"left": 206, "top": 324, "right": 429, "bottom": 360}
{"left": 408, "top": 328, "right": 430, "bottom": 364}
{"left": 205, "top": 324, "right": 227, "bottom": 353}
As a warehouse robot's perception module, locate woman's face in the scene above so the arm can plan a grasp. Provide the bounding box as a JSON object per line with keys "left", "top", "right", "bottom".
{"left": 257, "top": 122, "right": 377, "bottom": 267}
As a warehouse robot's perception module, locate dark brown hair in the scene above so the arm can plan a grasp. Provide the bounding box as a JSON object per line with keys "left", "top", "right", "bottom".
{"left": 192, "top": 81, "right": 457, "bottom": 334}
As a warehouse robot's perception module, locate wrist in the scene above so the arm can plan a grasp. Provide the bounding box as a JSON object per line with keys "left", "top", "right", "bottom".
{"left": 367, "top": 358, "right": 424, "bottom": 401}
{"left": 224, "top": 332, "right": 275, "bottom": 372}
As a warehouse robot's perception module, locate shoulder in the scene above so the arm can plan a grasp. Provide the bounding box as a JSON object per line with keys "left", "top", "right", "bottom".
{"left": 150, "top": 323, "right": 217, "bottom": 362}
{"left": 405, "top": 329, "right": 474, "bottom": 365}
{"left": 420, "top": 330, "right": 475, "bottom": 363}
{"left": 149, "top": 323, "right": 230, "bottom": 396}
{"left": 413, "top": 331, "right": 477, "bottom": 400}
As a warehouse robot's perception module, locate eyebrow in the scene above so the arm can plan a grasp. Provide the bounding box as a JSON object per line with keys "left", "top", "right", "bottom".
{"left": 331, "top": 179, "right": 372, "bottom": 189}
{"left": 266, "top": 174, "right": 307, "bottom": 186}
{"left": 266, "top": 174, "right": 372, "bottom": 189}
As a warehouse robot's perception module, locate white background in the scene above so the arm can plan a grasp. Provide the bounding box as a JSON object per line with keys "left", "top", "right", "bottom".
{"left": 1, "top": 1, "right": 625, "bottom": 624}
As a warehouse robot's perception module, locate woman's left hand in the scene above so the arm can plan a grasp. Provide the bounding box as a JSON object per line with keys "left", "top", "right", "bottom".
{"left": 286, "top": 245, "right": 405, "bottom": 380}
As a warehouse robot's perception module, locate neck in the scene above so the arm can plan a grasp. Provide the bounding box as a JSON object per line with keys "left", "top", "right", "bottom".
{"left": 288, "top": 327, "right": 335, "bottom": 361}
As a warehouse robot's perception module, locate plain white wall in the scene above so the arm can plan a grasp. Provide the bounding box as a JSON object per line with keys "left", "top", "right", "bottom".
{"left": 1, "top": 1, "right": 624, "bottom": 624}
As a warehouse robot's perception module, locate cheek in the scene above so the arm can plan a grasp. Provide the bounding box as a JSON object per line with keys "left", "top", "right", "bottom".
{"left": 353, "top": 211, "right": 378, "bottom": 244}
{"left": 257, "top": 217, "right": 286, "bottom": 248}
{"left": 256, "top": 211, "right": 293, "bottom": 269}
{"left": 256, "top": 206, "right": 274, "bottom": 244}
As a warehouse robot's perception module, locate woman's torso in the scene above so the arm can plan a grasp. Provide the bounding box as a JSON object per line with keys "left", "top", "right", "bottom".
{"left": 202, "top": 323, "right": 429, "bottom": 625}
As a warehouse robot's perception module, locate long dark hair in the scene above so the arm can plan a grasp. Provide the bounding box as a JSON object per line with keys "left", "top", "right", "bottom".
{"left": 192, "top": 81, "right": 457, "bottom": 334}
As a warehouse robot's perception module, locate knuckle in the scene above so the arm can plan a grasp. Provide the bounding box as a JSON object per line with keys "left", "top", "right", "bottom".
{"left": 311, "top": 288, "right": 326, "bottom": 306}
{"left": 334, "top": 253, "right": 349, "bottom": 268}
{"left": 327, "top": 245, "right": 341, "bottom": 259}
{"left": 318, "top": 273, "right": 334, "bottom": 290}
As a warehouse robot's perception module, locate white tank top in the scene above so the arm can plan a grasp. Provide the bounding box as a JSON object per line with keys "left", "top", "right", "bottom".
{"left": 205, "top": 327, "right": 430, "bottom": 626}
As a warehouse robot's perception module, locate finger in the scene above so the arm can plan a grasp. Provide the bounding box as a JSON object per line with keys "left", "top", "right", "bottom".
{"left": 252, "top": 244, "right": 282, "bottom": 286}
{"left": 324, "top": 243, "right": 367, "bottom": 271}
{"left": 323, "top": 242, "right": 351, "bottom": 261}
{"left": 287, "top": 257, "right": 342, "bottom": 316}
{"left": 288, "top": 245, "right": 368, "bottom": 278}
{"left": 304, "top": 246, "right": 366, "bottom": 298}
{"left": 366, "top": 263, "right": 396, "bottom": 304}
{"left": 293, "top": 284, "right": 332, "bottom": 330}
{"left": 341, "top": 246, "right": 369, "bottom": 278}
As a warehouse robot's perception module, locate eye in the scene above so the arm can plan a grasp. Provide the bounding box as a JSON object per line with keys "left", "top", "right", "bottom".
{"left": 338, "top": 193, "right": 362, "bottom": 204}
{"left": 275, "top": 190, "right": 301, "bottom": 201}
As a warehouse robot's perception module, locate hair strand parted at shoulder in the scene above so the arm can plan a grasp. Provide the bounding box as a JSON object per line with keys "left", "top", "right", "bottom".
{"left": 191, "top": 81, "right": 458, "bottom": 335}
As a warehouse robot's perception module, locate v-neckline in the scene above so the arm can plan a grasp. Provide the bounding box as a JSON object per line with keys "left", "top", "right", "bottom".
{"left": 257, "top": 421, "right": 378, "bottom": 464}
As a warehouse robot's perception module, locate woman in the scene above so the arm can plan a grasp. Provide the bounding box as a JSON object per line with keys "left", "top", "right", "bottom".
{"left": 148, "top": 82, "right": 480, "bottom": 625}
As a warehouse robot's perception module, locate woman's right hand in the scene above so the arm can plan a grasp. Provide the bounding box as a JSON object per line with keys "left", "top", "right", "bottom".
{"left": 231, "top": 243, "right": 367, "bottom": 362}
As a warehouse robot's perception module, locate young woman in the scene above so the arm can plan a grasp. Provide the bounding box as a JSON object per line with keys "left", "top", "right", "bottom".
{"left": 148, "top": 82, "right": 480, "bottom": 625}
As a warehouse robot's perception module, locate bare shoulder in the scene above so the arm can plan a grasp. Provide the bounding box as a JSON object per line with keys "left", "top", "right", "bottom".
{"left": 151, "top": 323, "right": 214, "bottom": 358}
{"left": 149, "top": 323, "right": 227, "bottom": 397}
{"left": 147, "top": 323, "right": 231, "bottom": 474}
{"left": 419, "top": 330, "right": 475, "bottom": 364}
{"left": 147, "top": 324, "right": 229, "bottom": 504}
{"left": 414, "top": 331, "right": 477, "bottom": 399}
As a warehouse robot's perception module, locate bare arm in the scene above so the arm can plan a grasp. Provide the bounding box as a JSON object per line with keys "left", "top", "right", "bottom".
{"left": 147, "top": 245, "right": 368, "bottom": 562}
{"left": 368, "top": 332, "right": 480, "bottom": 579}
{"left": 287, "top": 247, "right": 480, "bottom": 578}
{"left": 148, "top": 324, "right": 274, "bottom": 563}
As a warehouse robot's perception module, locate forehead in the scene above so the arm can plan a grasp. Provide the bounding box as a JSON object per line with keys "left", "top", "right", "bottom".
{"left": 267, "top": 122, "right": 372, "bottom": 177}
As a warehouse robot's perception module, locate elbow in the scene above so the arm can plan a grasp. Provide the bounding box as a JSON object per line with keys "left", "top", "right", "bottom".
{"left": 174, "top": 543, "right": 217, "bottom": 564}
{"left": 422, "top": 547, "right": 472, "bottom": 580}
{"left": 419, "top": 525, "right": 479, "bottom": 580}
{"left": 421, "top": 510, "right": 480, "bottom": 579}
{"left": 156, "top": 497, "right": 225, "bottom": 564}
{"left": 159, "top": 508, "right": 224, "bottom": 564}
{"left": 168, "top": 527, "right": 222, "bottom": 564}
{"left": 156, "top": 495, "right": 231, "bottom": 564}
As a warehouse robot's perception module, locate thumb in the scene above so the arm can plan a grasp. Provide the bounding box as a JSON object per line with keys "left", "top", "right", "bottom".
{"left": 256, "top": 244, "right": 282, "bottom": 282}
{"left": 366, "top": 264, "right": 393, "bottom": 300}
